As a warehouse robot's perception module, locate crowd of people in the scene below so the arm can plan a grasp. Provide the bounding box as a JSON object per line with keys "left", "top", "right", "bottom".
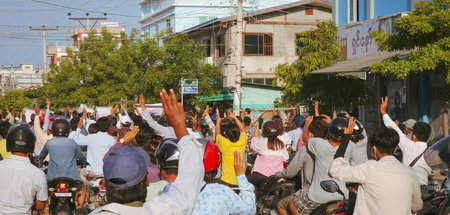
{"left": 0, "top": 89, "right": 446, "bottom": 215}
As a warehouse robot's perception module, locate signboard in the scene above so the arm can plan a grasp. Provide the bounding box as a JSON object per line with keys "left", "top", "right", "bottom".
{"left": 182, "top": 87, "right": 198, "bottom": 94}
{"left": 338, "top": 13, "right": 405, "bottom": 60}
{"left": 181, "top": 78, "right": 198, "bottom": 94}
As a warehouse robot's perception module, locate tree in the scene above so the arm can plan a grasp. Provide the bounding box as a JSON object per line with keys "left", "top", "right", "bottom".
{"left": 275, "top": 21, "right": 370, "bottom": 113}
{"left": 43, "top": 29, "right": 222, "bottom": 108}
{"left": 0, "top": 90, "right": 30, "bottom": 112}
{"left": 370, "top": 0, "right": 450, "bottom": 82}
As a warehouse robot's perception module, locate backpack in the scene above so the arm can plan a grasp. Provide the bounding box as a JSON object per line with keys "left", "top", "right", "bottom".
{"left": 256, "top": 176, "right": 296, "bottom": 210}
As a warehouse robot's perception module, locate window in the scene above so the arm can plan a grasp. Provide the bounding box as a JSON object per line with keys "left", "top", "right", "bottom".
{"left": 203, "top": 39, "right": 211, "bottom": 57}
{"left": 218, "top": 35, "right": 225, "bottom": 57}
{"left": 295, "top": 34, "right": 305, "bottom": 55}
{"left": 244, "top": 33, "right": 273, "bottom": 55}
{"left": 265, "top": 78, "right": 275, "bottom": 85}
{"left": 166, "top": 19, "right": 171, "bottom": 28}
{"left": 242, "top": 78, "right": 252, "bottom": 83}
{"left": 305, "top": 8, "right": 314, "bottom": 15}
{"left": 349, "top": 0, "right": 359, "bottom": 23}
{"left": 253, "top": 78, "right": 264, "bottom": 84}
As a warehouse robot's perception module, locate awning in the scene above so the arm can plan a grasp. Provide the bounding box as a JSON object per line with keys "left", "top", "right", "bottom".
{"left": 197, "top": 94, "right": 234, "bottom": 102}
{"left": 311, "top": 50, "right": 411, "bottom": 74}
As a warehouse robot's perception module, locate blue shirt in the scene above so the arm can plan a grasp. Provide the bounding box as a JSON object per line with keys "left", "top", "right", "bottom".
{"left": 39, "top": 137, "right": 86, "bottom": 181}
{"left": 192, "top": 175, "right": 256, "bottom": 215}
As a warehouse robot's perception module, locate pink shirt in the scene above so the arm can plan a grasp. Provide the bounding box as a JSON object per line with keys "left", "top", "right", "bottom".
{"left": 251, "top": 137, "right": 289, "bottom": 177}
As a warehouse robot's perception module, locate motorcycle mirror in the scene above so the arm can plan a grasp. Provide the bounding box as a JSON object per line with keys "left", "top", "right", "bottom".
{"left": 320, "top": 180, "right": 340, "bottom": 193}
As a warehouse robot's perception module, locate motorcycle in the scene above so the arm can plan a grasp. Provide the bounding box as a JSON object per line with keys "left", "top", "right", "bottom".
{"left": 310, "top": 180, "right": 356, "bottom": 215}
{"left": 47, "top": 177, "right": 82, "bottom": 215}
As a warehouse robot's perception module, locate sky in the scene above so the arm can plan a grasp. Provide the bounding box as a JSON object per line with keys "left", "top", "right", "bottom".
{"left": 0, "top": 0, "right": 141, "bottom": 68}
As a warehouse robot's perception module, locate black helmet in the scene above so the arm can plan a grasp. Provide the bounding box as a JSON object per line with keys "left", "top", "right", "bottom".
{"left": 52, "top": 119, "right": 70, "bottom": 137}
{"left": 350, "top": 120, "right": 365, "bottom": 142}
{"left": 328, "top": 117, "right": 348, "bottom": 142}
{"left": 262, "top": 120, "right": 280, "bottom": 137}
{"left": 6, "top": 125, "right": 36, "bottom": 153}
{"left": 155, "top": 138, "right": 179, "bottom": 169}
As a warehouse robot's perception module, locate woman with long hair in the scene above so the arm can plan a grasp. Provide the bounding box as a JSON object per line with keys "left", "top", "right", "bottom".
{"left": 215, "top": 109, "right": 247, "bottom": 187}
{"left": 248, "top": 120, "right": 289, "bottom": 188}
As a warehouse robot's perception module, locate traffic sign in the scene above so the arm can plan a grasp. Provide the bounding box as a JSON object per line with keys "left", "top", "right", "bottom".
{"left": 182, "top": 87, "right": 198, "bottom": 94}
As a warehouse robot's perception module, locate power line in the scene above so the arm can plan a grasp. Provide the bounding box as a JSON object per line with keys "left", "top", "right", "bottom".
{"left": 31, "top": 0, "right": 139, "bottom": 18}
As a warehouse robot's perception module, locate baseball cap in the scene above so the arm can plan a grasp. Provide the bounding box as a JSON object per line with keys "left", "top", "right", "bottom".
{"left": 120, "top": 115, "right": 132, "bottom": 125}
{"left": 103, "top": 146, "right": 150, "bottom": 188}
{"left": 294, "top": 115, "right": 305, "bottom": 128}
{"left": 403, "top": 119, "right": 416, "bottom": 129}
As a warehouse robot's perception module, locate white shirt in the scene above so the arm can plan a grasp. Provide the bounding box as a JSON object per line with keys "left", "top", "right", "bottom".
{"left": 278, "top": 132, "right": 292, "bottom": 149}
{"left": 330, "top": 156, "right": 423, "bottom": 215}
{"left": 0, "top": 155, "right": 48, "bottom": 215}
{"left": 74, "top": 130, "right": 116, "bottom": 175}
{"left": 287, "top": 128, "right": 303, "bottom": 151}
{"left": 146, "top": 180, "right": 169, "bottom": 201}
{"left": 383, "top": 114, "right": 431, "bottom": 185}
{"left": 348, "top": 130, "right": 369, "bottom": 166}
{"left": 307, "top": 137, "right": 349, "bottom": 203}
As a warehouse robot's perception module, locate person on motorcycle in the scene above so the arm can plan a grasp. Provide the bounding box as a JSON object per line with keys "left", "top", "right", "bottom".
{"left": 0, "top": 124, "right": 48, "bottom": 214}
{"left": 154, "top": 138, "right": 180, "bottom": 193}
{"left": 215, "top": 109, "right": 247, "bottom": 187}
{"left": 289, "top": 117, "right": 351, "bottom": 215}
{"left": 380, "top": 96, "right": 432, "bottom": 186}
{"left": 73, "top": 116, "right": 116, "bottom": 177}
{"left": 277, "top": 116, "right": 328, "bottom": 215}
{"left": 38, "top": 119, "right": 88, "bottom": 212}
{"left": 91, "top": 89, "right": 206, "bottom": 214}
{"left": 247, "top": 120, "right": 289, "bottom": 188}
{"left": 192, "top": 140, "right": 256, "bottom": 215}
{"left": 329, "top": 126, "right": 423, "bottom": 214}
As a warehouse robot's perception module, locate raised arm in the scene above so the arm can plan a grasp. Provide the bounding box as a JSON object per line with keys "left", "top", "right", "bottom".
{"left": 42, "top": 98, "right": 51, "bottom": 134}
{"left": 214, "top": 108, "right": 221, "bottom": 140}
{"left": 146, "top": 89, "right": 204, "bottom": 214}
{"left": 227, "top": 109, "right": 245, "bottom": 132}
{"left": 301, "top": 116, "right": 313, "bottom": 144}
{"left": 139, "top": 94, "right": 176, "bottom": 139}
{"left": 380, "top": 96, "right": 409, "bottom": 149}
{"left": 231, "top": 151, "right": 256, "bottom": 214}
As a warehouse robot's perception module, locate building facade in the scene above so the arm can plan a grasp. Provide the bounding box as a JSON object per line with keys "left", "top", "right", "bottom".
{"left": 139, "top": 0, "right": 310, "bottom": 37}
{"left": 0, "top": 64, "right": 44, "bottom": 96}
{"left": 184, "top": 0, "right": 332, "bottom": 87}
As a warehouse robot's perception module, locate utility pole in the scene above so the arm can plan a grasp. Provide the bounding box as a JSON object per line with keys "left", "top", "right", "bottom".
{"left": 68, "top": 13, "right": 107, "bottom": 32}
{"left": 29, "top": 26, "right": 58, "bottom": 73}
{"left": 234, "top": 0, "right": 244, "bottom": 113}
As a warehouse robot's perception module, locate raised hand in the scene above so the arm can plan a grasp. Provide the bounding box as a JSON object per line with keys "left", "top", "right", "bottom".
{"left": 46, "top": 98, "right": 51, "bottom": 109}
{"left": 121, "top": 126, "right": 140, "bottom": 144}
{"left": 139, "top": 94, "right": 147, "bottom": 111}
{"left": 380, "top": 96, "right": 388, "bottom": 115}
{"left": 35, "top": 103, "right": 40, "bottom": 115}
{"left": 314, "top": 101, "right": 320, "bottom": 116}
{"left": 160, "top": 89, "right": 188, "bottom": 139}
{"left": 344, "top": 117, "right": 356, "bottom": 135}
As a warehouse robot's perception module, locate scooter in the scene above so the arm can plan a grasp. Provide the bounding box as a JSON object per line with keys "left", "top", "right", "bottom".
{"left": 422, "top": 169, "right": 450, "bottom": 215}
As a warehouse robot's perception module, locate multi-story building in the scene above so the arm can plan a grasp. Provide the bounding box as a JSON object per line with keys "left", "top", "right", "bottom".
{"left": 139, "top": 0, "right": 309, "bottom": 37}
{"left": 185, "top": 0, "right": 332, "bottom": 110}
{"left": 0, "top": 64, "right": 44, "bottom": 96}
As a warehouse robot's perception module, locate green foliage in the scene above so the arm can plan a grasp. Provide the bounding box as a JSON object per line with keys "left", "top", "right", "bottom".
{"left": 0, "top": 90, "right": 31, "bottom": 112}
{"left": 370, "top": 0, "right": 450, "bottom": 82}
{"left": 275, "top": 21, "right": 370, "bottom": 110}
{"left": 42, "top": 30, "right": 221, "bottom": 108}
